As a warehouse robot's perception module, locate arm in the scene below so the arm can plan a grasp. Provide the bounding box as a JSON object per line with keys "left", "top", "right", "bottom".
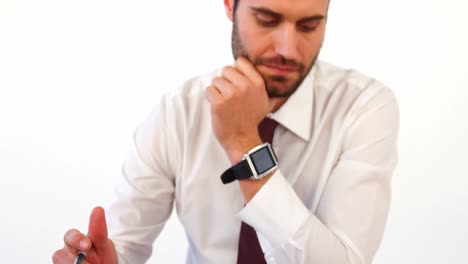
{"left": 52, "top": 101, "right": 175, "bottom": 264}
{"left": 53, "top": 89, "right": 179, "bottom": 264}
{"left": 107, "top": 95, "right": 177, "bottom": 264}
{"left": 206, "top": 57, "right": 398, "bottom": 263}
{"left": 240, "top": 87, "right": 399, "bottom": 263}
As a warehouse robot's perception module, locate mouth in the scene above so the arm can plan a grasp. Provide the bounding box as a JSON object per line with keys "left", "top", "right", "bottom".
{"left": 259, "top": 64, "right": 300, "bottom": 75}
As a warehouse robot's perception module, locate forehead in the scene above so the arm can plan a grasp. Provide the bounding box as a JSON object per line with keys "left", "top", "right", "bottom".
{"left": 239, "top": 0, "right": 329, "bottom": 17}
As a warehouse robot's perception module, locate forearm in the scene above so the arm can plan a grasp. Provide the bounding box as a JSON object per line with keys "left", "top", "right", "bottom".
{"left": 259, "top": 214, "right": 361, "bottom": 264}
{"left": 239, "top": 171, "right": 383, "bottom": 264}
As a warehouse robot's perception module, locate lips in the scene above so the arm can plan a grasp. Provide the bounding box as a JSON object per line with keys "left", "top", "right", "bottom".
{"left": 261, "top": 64, "right": 299, "bottom": 74}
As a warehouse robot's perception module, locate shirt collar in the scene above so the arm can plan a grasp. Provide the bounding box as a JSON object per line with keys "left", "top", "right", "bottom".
{"left": 269, "top": 66, "right": 316, "bottom": 141}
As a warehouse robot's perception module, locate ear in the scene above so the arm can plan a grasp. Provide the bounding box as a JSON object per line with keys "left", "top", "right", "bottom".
{"left": 224, "top": 0, "right": 234, "bottom": 21}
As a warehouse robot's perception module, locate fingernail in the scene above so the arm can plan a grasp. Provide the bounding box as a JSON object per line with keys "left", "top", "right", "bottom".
{"left": 80, "top": 239, "right": 89, "bottom": 250}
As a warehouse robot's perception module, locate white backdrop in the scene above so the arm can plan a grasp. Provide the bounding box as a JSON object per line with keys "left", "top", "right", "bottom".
{"left": 1, "top": 0, "right": 467, "bottom": 263}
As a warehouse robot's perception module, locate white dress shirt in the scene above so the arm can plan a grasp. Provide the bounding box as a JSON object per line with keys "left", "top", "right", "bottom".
{"left": 107, "top": 61, "right": 399, "bottom": 264}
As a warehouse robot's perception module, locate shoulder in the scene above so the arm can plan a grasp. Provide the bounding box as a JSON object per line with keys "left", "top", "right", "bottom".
{"left": 314, "top": 61, "right": 397, "bottom": 107}
{"left": 315, "top": 61, "right": 387, "bottom": 91}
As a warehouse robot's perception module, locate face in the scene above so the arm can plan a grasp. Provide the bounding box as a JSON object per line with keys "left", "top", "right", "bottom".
{"left": 228, "top": 0, "right": 329, "bottom": 98}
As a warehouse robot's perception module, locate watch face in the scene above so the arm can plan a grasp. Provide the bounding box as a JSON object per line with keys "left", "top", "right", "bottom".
{"left": 251, "top": 146, "right": 275, "bottom": 175}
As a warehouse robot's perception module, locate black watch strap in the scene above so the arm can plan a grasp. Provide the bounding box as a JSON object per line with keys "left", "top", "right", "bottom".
{"left": 220, "top": 159, "right": 252, "bottom": 184}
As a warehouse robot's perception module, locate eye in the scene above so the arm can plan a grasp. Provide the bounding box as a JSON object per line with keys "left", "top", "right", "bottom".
{"left": 298, "top": 20, "right": 321, "bottom": 32}
{"left": 256, "top": 13, "right": 279, "bottom": 27}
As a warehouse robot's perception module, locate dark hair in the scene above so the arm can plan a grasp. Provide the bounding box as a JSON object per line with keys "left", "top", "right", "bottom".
{"left": 233, "top": 0, "right": 331, "bottom": 16}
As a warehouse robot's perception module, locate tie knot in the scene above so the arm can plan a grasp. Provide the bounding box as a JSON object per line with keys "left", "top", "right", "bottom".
{"left": 258, "top": 117, "right": 278, "bottom": 144}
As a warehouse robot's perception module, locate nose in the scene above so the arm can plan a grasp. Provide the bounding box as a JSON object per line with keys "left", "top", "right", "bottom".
{"left": 274, "top": 24, "right": 300, "bottom": 61}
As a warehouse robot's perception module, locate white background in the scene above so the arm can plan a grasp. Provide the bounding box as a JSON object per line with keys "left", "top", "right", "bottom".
{"left": 1, "top": 0, "right": 467, "bottom": 263}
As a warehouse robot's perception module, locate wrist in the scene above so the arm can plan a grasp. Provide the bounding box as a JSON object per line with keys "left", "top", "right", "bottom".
{"left": 223, "top": 137, "right": 263, "bottom": 164}
{"left": 220, "top": 142, "right": 278, "bottom": 186}
{"left": 239, "top": 173, "right": 274, "bottom": 202}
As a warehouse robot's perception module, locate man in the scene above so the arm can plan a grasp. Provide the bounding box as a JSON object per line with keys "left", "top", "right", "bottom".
{"left": 53, "top": 0, "right": 399, "bottom": 263}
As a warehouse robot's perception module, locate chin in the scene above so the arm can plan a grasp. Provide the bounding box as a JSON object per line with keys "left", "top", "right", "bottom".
{"left": 265, "top": 75, "right": 303, "bottom": 98}
{"left": 266, "top": 84, "right": 297, "bottom": 98}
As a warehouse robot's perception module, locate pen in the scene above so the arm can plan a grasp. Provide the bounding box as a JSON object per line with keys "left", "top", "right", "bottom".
{"left": 74, "top": 251, "right": 86, "bottom": 264}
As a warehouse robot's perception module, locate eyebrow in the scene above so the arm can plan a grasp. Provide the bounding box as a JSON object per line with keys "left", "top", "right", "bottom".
{"left": 250, "top": 6, "right": 326, "bottom": 22}
{"left": 250, "top": 7, "right": 282, "bottom": 19}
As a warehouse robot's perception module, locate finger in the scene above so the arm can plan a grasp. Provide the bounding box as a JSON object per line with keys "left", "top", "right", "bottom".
{"left": 205, "top": 85, "right": 223, "bottom": 105}
{"left": 221, "top": 66, "right": 250, "bottom": 92}
{"left": 52, "top": 248, "right": 77, "bottom": 264}
{"left": 87, "top": 206, "right": 108, "bottom": 251}
{"left": 211, "top": 77, "right": 235, "bottom": 97}
{"left": 235, "top": 57, "right": 264, "bottom": 88}
{"left": 64, "top": 229, "right": 90, "bottom": 252}
{"left": 64, "top": 243, "right": 78, "bottom": 255}
{"left": 63, "top": 247, "right": 93, "bottom": 264}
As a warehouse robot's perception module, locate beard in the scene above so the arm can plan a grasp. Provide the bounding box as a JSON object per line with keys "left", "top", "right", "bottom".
{"left": 231, "top": 18, "right": 319, "bottom": 98}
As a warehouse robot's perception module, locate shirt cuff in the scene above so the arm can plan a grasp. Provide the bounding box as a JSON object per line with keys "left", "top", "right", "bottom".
{"left": 238, "top": 170, "right": 310, "bottom": 250}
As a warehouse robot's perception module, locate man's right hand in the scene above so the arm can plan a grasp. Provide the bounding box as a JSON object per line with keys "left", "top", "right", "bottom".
{"left": 52, "top": 206, "right": 118, "bottom": 264}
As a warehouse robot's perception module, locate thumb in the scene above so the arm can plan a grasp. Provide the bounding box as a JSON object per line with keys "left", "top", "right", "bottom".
{"left": 87, "top": 206, "right": 109, "bottom": 250}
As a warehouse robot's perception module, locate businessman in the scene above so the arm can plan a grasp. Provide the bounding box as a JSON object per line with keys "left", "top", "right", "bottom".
{"left": 53, "top": 0, "right": 399, "bottom": 263}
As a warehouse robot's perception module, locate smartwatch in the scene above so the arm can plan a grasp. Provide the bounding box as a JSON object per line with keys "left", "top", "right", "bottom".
{"left": 220, "top": 143, "right": 278, "bottom": 184}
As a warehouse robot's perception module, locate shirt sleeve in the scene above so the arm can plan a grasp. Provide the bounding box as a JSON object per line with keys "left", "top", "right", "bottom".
{"left": 106, "top": 95, "right": 178, "bottom": 264}
{"left": 239, "top": 87, "right": 399, "bottom": 264}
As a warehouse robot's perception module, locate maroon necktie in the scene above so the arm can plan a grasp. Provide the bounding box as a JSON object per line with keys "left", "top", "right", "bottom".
{"left": 237, "top": 118, "right": 278, "bottom": 264}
